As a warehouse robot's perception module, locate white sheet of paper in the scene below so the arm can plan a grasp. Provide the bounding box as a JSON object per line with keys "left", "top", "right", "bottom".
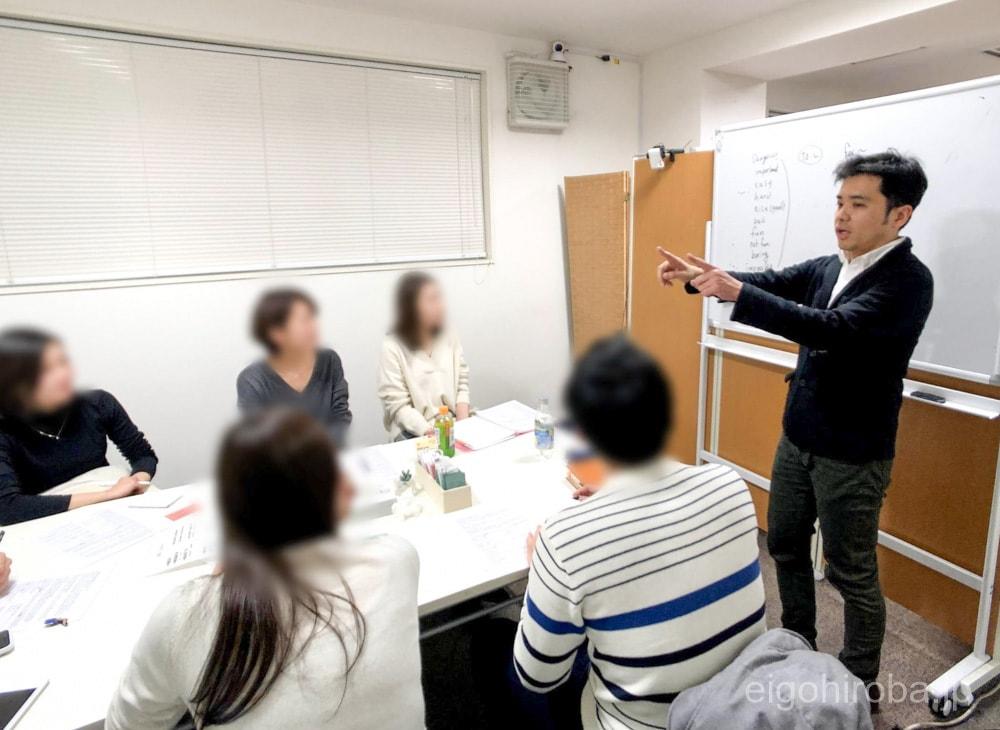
{"left": 127, "top": 489, "right": 182, "bottom": 509}
{"left": 41, "top": 465, "right": 127, "bottom": 496}
{"left": 452, "top": 504, "right": 533, "bottom": 569}
{"left": 342, "top": 445, "right": 405, "bottom": 502}
{"left": 0, "top": 572, "right": 102, "bottom": 630}
{"left": 147, "top": 518, "right": 214, "bottom": 575}
{"left": 475, "top": 400, "right": 540, "bottom": 435}
{"left": 37, "top": 509, "right": 156, "bottom": 563}
{"left": 454, "top": 416, "right": 516, "bottom": 451}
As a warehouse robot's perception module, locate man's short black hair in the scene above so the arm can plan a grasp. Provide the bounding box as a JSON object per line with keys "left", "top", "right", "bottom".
{"left": 834, "top": 150, "right": 928, "bottom": 212}
{"left": 565, "top": 335, "right": 672, "bottom": 464}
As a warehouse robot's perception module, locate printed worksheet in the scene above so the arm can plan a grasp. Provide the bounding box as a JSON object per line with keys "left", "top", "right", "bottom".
{"left": 37, "top": 509, "right": 156, "bottom": 563}
{"left": 147, "top": 517, "right": 215, "bottom": 575}
{"left": 0, "top": 572, "right": 102, "bottom": 630}
{"left": 453, "top": 504, "right": 534, "bottom": 569}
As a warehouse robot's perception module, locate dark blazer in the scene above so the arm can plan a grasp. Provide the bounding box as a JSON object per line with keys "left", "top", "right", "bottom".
{"left": 701, "top": 238, "right": 933, "bottom": 463}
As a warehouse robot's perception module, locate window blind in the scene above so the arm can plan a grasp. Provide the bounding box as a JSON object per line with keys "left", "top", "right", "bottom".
{"left": 0, "top": 21, "right": 488, "bottom": 287}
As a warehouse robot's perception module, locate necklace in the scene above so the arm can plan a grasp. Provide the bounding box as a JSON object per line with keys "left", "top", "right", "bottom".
{"left": 32, "top": 411, "right": 69, "bottom": 441}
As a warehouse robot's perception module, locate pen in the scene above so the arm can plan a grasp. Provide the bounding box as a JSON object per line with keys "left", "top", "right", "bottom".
{"left": 44, "top": 618, "right": 69, "bottom": 627}
{"left": 0, "top": 530, "right": 5, "bottom": 544}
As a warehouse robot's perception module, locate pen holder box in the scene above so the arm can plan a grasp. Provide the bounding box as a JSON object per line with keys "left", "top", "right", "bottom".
{"left": 414, "top": 464, "right": 473, "bottom": 513}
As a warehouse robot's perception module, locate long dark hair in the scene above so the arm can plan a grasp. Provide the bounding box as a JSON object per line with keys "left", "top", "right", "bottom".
{"left": 191, "top": 408, "right": 366, "bottom": 726}
{"left": 392, "top": 271, "right": 438, "bottom": 350}
{"left": 0, "top": 327, "right": 59, "bottom": 419}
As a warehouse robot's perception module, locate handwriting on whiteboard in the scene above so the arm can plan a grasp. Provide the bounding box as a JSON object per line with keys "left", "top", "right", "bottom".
{"left": 798, "top": 145, "right": 822, "bottom": 165}
{"left": 746, "top": 152, "right": 790, "bottom": 271}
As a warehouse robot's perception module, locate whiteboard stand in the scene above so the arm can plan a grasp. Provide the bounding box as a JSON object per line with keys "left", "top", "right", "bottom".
{"left": 693, "top": 224, "right": 711, "bottom": 467}
{"left": 927, "top": 450, "right": 1000, "bottom": 717}
{"left": 693, "top": 227, "right": 1000, "bottom": 717}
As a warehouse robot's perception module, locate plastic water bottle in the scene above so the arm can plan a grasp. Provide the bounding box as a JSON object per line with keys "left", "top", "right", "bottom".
{"left": 535, "top": 398, "right": 555, "bottom": 457}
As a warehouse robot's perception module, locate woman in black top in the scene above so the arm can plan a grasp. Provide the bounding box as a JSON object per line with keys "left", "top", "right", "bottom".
{"left": 236, "top": 288, "right": 352, "bottom": 445}
{"left": 0, "top": 328, "right": 158, "bottom": 525}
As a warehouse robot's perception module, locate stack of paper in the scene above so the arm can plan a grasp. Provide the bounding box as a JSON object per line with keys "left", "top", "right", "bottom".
{"left": 475, "top": 400, "right": 541, "bottom": 435}
{"left": 453, "top": 400, "right": 543, "bottom": 451}
{"left": 454, "top": 416, "right": 517, "bottom": 451}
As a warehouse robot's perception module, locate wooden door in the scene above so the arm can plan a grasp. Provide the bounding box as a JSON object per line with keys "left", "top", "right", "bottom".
{"left": 629, "top": 152, "right": 714, "bottom": 463}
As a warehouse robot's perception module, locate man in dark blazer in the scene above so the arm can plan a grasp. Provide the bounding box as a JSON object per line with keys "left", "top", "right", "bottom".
{"left": 657, "top": 151, "right": 933, "bottom": 707}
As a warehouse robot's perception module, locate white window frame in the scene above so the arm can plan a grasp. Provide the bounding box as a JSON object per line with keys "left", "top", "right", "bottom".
{"left": 0, "top": 17, "right": 493, "bottom": 294}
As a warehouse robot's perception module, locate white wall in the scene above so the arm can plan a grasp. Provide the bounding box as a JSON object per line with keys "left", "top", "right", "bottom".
{"left": 0, "top": 0, "right": 640, "bottom": 485}
{"left": 699, "top": 72, "right": 767, "bottom": 146}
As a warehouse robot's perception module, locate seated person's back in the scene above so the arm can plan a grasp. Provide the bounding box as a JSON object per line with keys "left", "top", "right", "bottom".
{"left": 107, "top": 409, "right": 424, "bottom": 730}
{"left": 514, "top": 336, "right": 765, "bottom": 730}
{"left": 237, "top": 288, "right": 352, "bottom": 445}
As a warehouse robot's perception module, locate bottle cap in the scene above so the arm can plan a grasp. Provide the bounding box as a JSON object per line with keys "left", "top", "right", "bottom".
{"left": 439, "top": 406, "right": 449, "bottom": 415}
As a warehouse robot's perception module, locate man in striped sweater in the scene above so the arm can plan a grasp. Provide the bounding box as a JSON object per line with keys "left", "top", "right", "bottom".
{"left": 514, "top": 336, "right": 766, "bottom": 730}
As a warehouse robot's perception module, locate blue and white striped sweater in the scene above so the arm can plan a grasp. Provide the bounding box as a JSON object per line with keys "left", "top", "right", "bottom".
{"left": 514, "top": 459, "right": 766, "bottom": 730}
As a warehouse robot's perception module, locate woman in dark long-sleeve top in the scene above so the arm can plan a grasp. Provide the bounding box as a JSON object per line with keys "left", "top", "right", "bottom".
{"left": 0, "top": 328, "right": 158, "bottom": 525}
{"left": 236, "top": 288, "right": 352, "bottom": 446}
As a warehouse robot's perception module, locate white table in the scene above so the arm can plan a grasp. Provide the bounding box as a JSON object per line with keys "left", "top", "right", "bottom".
{"left": 0, "top": 431, "right": 576, "bottom": 730}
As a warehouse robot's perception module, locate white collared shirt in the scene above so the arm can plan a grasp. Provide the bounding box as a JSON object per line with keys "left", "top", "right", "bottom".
{"left": 828, "top": 237, "right": 904, "bottom": 306}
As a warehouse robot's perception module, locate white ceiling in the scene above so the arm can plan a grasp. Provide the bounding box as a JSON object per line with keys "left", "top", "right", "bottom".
{"left": 299, "top": 0, "right": 809, "bottom": 56}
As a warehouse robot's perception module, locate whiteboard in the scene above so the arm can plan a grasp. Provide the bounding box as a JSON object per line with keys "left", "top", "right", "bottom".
{"left": 709, "top": 75, "right": 1000, "bottom": 383}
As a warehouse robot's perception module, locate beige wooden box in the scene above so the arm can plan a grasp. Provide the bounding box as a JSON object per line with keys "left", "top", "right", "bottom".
{"left": 414, "top": 464, "right": 472, "bottom": 513}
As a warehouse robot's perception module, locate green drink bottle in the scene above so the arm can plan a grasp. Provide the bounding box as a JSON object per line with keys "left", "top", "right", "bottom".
{"left": 435, "top": 406, "right": 455, "bottom": 457}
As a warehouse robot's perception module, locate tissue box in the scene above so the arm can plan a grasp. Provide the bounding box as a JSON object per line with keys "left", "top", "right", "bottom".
{"left": 438, "top": 469, "right": 467, "bottom": 490}
{"left": 414, "top": 464, "right": 472, "bottom": 513}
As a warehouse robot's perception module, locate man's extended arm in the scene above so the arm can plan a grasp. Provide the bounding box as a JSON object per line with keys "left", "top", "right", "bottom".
{"left": 720, "top": 258, "right": 824, "bottom": 303}
{"left": 658, "top": 247, "right": 820, "bottom": 305}
{"left": 731, "top": 273, "right": 932, "bottom": 351}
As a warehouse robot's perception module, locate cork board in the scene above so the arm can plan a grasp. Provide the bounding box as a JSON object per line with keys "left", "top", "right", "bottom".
{"left": 564, "top": 171, "right": 629, "bottom": 356}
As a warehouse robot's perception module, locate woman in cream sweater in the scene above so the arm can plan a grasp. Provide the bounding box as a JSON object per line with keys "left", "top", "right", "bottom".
{"left": 106, "top": 408, "right": 424, "bottom": 729}
{"left": 378, "top": 272, "right": 470, "bottom": 440}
